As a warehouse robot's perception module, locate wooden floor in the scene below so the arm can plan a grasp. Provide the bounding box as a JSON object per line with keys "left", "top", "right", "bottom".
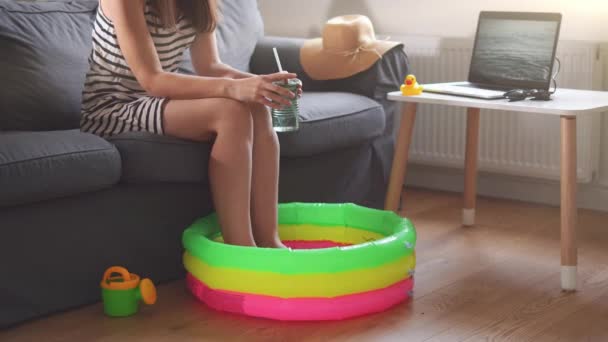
{"left": 3, "top": 188, "right": 608, "bottom": 342}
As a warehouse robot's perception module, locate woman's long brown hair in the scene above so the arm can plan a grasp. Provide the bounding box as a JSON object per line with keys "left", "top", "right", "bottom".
{"left": 153, "top": 0, "right": 218, "bottom": 32}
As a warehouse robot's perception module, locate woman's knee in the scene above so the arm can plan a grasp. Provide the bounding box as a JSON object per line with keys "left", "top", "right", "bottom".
{"left": 250, "top": 103, "right": 278, "bottom": 143}
{"left": 214, "top": 99, "right": 254, "bottom": 142}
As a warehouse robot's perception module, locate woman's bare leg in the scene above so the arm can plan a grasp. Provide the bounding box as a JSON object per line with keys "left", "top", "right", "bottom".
{"left": 248, "top": 103, "right": 285, "bottom": 248}
{"left": 163, "top": 98, "right": 256, "bottom": 247}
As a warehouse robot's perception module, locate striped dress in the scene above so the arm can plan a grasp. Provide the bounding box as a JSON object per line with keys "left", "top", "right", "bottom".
{"left": 80, "top": 1, "right": 197, "bottom": 137}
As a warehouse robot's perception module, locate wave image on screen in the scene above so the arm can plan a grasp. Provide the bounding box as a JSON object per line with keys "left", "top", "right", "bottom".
{"left": 470, "top": 18, "right": 559, "bottom": 87}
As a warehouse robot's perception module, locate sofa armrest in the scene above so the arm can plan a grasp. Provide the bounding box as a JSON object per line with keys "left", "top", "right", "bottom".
{"left": 250, "top": 36, "right": 307, "bottom": 75}
{"left": 250, "top": 36, "right": 410, "bottom": 101}
{"left": 250, "top": 36, "right": 323, "bottom": 90}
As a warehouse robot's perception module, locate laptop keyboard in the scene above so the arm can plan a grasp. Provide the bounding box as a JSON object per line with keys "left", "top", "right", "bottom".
{"left": 456, "top": 83, "right": 511, "bottom": 92}
{"left": 423, "top": 83, "right": 507, "bottom": 99}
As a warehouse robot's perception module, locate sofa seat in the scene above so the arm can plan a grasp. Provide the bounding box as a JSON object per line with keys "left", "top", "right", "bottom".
{"left": 281, "top": 92, "right": 385, "bottom": 157}
{"left": 0, "top": 130, "right": 121, "bottom": 207}
{"left": 108, "top": 133, "right": 212, "bottom": 184}
{"left": 109, "top": 92, "right": 385, "bottom": 184}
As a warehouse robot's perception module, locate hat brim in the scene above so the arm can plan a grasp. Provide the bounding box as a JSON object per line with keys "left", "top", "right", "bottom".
{"left": 300, "top": 38, "right": 402, "bottom": 81}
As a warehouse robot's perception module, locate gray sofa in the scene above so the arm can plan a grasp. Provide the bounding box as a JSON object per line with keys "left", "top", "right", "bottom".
{"left": 0, "top": 0, "right": 409, "bottom": 328}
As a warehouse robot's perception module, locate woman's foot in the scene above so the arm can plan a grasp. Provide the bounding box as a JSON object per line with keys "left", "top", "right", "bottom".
{"left": 256, "top": 236, "right": 288, "bottom": 249}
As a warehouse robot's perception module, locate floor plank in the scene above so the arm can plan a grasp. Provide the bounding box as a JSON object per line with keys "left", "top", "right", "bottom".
{"left": 2, "top": 188, "right": 608, "bottom": 342}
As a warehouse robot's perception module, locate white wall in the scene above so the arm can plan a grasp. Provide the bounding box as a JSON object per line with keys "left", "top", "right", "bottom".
{"left": 259, "top": 0, "right": 608, "bottom": 41}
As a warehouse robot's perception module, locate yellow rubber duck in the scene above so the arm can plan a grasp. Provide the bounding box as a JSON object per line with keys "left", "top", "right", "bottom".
{"left": 400, "top": 75, "right": 423, "bottom": 96}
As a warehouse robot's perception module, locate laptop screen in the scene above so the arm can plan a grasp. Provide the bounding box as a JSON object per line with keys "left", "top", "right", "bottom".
{"left": 469, "top": 12, "right": 562, "bottom": 90}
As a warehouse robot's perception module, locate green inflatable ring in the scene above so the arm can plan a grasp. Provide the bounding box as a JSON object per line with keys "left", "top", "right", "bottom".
{"left": 182, "top": 203, "right": 416, "bottom": 274}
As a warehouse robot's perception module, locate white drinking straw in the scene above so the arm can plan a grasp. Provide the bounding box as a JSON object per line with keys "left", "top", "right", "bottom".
{"left": 272, "top": 47, "right": 283, "bottom": 73}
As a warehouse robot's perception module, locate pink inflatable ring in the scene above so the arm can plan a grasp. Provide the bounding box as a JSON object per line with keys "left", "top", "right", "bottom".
{"left": 182, "top": 203, "right": 417, "bottom": 321}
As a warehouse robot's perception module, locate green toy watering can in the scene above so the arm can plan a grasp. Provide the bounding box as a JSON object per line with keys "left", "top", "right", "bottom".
{"left": 100, "top": 266, "right": 157, "bottom": 317}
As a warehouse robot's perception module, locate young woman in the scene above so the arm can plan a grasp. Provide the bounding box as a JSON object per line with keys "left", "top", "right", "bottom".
{"left": 81, "top": 0, "right": 300, "bottom": 247}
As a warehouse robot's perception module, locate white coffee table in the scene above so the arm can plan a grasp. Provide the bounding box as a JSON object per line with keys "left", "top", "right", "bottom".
{"left": 385, "top": 88, "right": 608, "bottom": 291}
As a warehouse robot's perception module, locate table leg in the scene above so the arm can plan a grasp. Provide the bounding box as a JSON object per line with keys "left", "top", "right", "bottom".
{"left": 385, "top": 103, "right": 418, "bottom": 213}
{"left": 463, "top": 108, "right": 481, "bottom": 226}
{"left": 561, "top": 116, "right": 578, "bottom": 291}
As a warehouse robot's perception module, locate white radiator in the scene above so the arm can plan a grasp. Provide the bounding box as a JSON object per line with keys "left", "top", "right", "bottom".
{"left": 392, "top": 36, "right": 603, "bottom": 182}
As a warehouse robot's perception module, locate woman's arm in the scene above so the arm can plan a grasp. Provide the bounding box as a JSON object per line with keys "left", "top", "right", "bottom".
{"left": 190, "top": 31, "right": 302, "bottom": 97}
{"left": 190, "top": 32, "right": 254, "bottom": 79}
{"left": 103, "top": 0, "right": 295, "bottom": 107}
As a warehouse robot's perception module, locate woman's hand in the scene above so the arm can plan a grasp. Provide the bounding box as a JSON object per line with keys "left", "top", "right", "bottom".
{"left": 227, "top": 72, "right": 298, "bottom": 109}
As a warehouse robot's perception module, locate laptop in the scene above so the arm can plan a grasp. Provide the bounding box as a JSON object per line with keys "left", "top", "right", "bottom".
{"left": 423, "top": 11, "right": 562, "bottom": 99}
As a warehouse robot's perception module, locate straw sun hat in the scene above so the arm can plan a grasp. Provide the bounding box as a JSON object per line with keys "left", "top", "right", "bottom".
{"left": 300, "top": 15, "right": 401, "bottom": 80}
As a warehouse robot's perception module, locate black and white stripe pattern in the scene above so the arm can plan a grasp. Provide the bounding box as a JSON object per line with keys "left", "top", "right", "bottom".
{"left": 80, "top": 0, "right": 197, "bottom": 137}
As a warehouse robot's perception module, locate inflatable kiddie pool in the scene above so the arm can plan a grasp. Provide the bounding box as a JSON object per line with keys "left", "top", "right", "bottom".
{"left": 182, "top": 203, "right": 416, "bottom": 321}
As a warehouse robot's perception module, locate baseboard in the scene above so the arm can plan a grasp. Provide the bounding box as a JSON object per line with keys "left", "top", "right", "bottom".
{"left": 405, "top": 164, "right": 608, "bottom": 212}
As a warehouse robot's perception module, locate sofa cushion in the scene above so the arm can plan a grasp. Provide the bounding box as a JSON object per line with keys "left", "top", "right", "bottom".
{"left": 108, "top": 133, "right": 211, "bottom": 184}
{"left": 107, "top": 92, "right": 384, "bottom": 184}
{"left": 0, "top": 0, "right": 97, "bottom": 131}
{"left": 279, "top": 92, "right": 385, "bottom": 157}
{"left": 180, "top": 0, "right": 263, "bottom": 73}
{"left": 0, "top": 130, "right": 121, "bottom": 207}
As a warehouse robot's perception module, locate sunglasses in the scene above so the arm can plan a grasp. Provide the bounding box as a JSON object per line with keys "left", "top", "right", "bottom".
{"left": 504, "top": 89, "right": 553, "bottom": 102}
